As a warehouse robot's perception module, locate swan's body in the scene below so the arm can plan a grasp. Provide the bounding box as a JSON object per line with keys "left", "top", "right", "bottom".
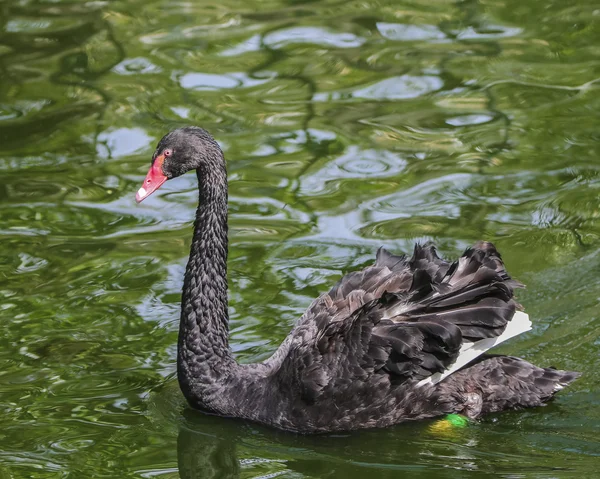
{"left": 136, "top": 127, "right": 579, "bottom": 433}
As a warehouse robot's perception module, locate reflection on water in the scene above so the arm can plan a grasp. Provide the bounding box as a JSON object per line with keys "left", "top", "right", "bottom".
{"left": 0, "top": 0, "right": 599, "bottom": 477}
{"left": 178, "top": 424, "right": 239, "bottom": 479}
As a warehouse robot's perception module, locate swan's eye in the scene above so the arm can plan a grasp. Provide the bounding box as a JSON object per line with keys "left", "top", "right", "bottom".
{"left": 164, "top": 149, "right": 172, "bottom": 157}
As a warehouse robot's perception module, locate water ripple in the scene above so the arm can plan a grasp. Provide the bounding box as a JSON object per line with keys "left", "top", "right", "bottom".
{"left": 0, "top": 0, "right": 598, "bottom": 477}
{"left": 264, "top": 27, "right": 365, "bottom": 49}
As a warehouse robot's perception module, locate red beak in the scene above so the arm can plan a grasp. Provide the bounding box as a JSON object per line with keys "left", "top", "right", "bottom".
{"left": 136, "top": 155, "right": 167, "bottom": 203}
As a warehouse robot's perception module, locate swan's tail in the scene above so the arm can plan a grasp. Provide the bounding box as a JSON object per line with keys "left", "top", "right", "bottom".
{"left": 430, "top": 355, "right": 581, "bottom": 419}
{"left": 467, "top": 355, "right": 580, "bottom": 416}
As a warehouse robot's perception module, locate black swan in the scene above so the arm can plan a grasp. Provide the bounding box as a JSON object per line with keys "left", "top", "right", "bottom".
{"left": 136, "top": 127, "right": 579, "bottom": 433}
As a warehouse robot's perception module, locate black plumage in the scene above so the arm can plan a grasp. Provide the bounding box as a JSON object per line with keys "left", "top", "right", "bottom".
{"left": 136, "top": 127, "right": 580, "bottom": 434}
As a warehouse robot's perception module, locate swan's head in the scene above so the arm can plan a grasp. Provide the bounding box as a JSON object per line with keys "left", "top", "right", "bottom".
{"left": 136, "top": 127, "right": 223, "bottom": 203}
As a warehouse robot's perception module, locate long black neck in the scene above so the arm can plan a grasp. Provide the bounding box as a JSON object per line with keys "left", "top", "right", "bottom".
{"left": 177, "top": 161, "right": 236, "bottom": 408}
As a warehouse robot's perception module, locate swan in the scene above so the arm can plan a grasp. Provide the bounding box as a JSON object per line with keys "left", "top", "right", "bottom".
{"left": 136, "top": 126, "right": 579, "bottom": 433}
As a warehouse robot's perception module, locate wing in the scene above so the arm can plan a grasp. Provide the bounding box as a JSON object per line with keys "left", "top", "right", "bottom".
{"left": 272, "top": 241, "right": 524, "bottom": 403}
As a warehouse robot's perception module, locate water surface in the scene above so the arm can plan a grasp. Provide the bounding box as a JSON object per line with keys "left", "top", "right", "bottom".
{"left": 1, "top": 0, "right": 599, "bottom": 477}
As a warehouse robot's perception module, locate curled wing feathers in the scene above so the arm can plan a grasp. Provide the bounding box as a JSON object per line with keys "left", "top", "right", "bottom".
{"left": 273, "top": 241, "right": 524, "bottom": 402}
{"left": 380, "top": 241, "right": 522, "bottom": 341}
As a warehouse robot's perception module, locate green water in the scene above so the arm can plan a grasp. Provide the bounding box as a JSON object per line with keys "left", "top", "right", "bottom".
{"left": 1, "top": 0, "right": 599, "bottom": 477}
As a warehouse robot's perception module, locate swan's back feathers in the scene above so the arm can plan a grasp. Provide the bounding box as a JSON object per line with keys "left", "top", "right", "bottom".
{"left": 274, "top": 241, "right": 526, "bottom": 402}
{"left": 380, "top": 243, "right": 522, "bottom": 341}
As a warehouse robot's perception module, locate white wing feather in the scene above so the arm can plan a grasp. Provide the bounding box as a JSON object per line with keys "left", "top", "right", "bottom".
{"left": 416, "top": 311, "right": 532, "bottom": 387}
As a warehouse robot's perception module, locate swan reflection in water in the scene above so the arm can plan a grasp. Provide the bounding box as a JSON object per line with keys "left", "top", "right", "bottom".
{"left": 175, "top": 408, "right": 576, "bottom": 478}
{"left": 175, "top": 409, "right": 507, "bottom": 479}
{"left": 177, "top": 417, "right": 239, "bottom": 479}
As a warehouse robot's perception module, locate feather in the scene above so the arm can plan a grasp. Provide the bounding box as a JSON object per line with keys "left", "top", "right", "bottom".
{"left": 416, "top": 311, "right": 532, "bottom": 387}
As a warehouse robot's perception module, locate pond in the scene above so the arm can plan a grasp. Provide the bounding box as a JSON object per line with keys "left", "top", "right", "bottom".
{"left": 0, "top": 0, "right": 599, "bottom": 477}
